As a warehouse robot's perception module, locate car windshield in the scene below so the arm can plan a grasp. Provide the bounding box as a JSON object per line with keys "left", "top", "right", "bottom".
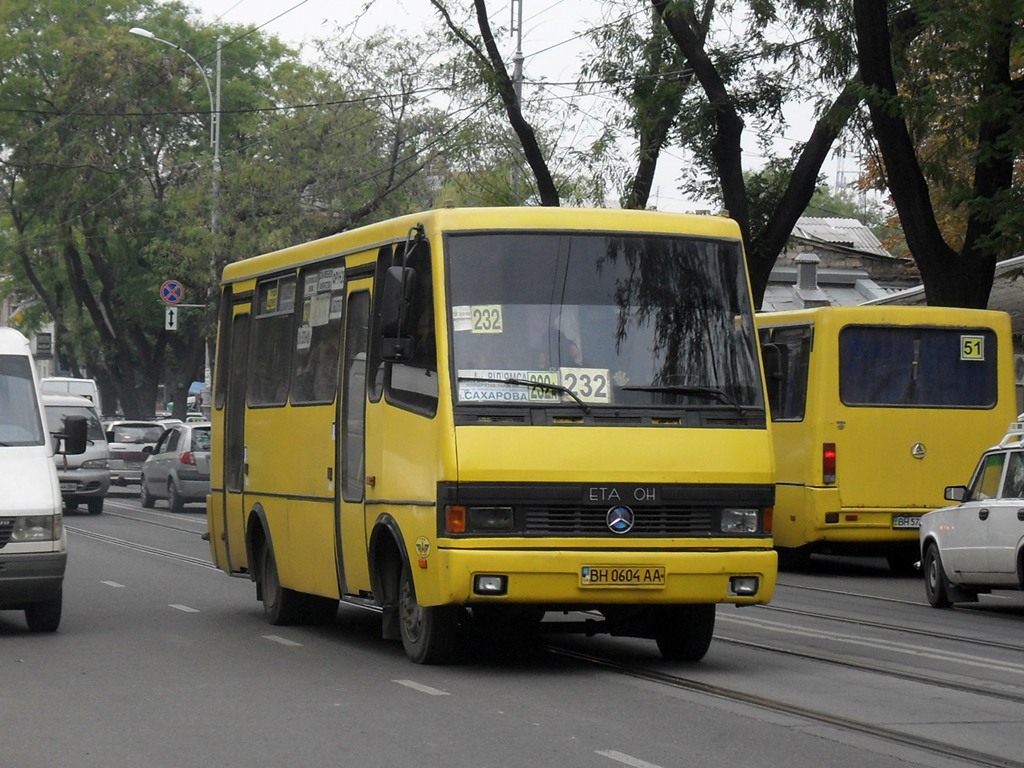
{"left": 0, "top": 355, "right": 45, "bottom": 446}
{"left": 445, "top": 230, "right": 764, "bottom": 413}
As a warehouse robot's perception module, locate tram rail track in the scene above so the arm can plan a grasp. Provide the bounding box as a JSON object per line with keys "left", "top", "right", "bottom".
{"left": 68, "top": 511, "right": 1024, "bottom": 767}
{"left": 548, "top": 644, "right": 1024, "bottom": 768}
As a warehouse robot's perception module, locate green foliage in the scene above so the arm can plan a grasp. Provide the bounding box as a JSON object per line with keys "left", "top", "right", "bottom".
{"left": 0, "top": 0, "right": 538, "bottom": 414}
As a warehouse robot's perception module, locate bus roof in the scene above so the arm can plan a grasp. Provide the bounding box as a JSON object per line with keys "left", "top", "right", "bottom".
{"left": 220, "top": 206, "right": 743, "bottom": 285}
{"left": 756, "top": 304, "right": 1012, "bottom": 330}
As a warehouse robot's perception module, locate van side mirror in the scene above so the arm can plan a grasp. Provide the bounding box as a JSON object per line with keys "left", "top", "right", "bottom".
{"left": 59, "top": 415, "right": 88, "bottom": 455}
{"left": 380, "top": 265, "right": 416, "bottom": 362}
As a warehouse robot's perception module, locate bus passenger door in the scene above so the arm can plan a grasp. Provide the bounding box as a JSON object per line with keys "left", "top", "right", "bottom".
{"left": 223, "top": 310, "right": 250, "bottom": 572}
{"left": 336, "top": 287, "right": 371, "bottom": 595}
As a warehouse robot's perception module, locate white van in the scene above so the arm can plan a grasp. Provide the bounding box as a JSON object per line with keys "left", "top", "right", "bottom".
{"left": 42, "top": 394, "right": 110, "bottom": 514}
{"left": 40, "top": 376, "right": 103, "bottom": 417}
{"left": 0, "top": 328, "right": 86, "bottom": 631}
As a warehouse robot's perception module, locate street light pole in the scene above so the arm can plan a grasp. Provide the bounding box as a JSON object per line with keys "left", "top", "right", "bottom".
{"left": 130, "top": 27, "right": 222, "bottom": 397}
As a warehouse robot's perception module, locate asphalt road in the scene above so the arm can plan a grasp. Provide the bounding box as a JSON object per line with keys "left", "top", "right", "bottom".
{"left": 2, "top": 488, "right": 1022, "bottom": 768}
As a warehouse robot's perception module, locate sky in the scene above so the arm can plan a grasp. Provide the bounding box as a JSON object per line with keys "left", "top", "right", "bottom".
{"left": 171, "top": 0, "right": 855, "bottom": 214}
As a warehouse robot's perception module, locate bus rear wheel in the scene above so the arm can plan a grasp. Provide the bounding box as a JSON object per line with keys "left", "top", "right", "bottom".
{"left": 398, "top": 564, "right": 458, "bottom": 665}
{"left": 654, "top": 604, "right": 716, "bottom": 662}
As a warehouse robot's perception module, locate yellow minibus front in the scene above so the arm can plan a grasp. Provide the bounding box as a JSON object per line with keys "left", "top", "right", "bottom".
{"left": 758, "top": 305, "right": 1017, "bottom": 572}
{"left": 209, "top": 206, "right": 777, "bottom": 664}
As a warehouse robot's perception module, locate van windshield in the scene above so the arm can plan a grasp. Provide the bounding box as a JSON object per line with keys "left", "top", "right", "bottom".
{"left": 0, "top": 356, "right": 46, "bottom": 446}
{"left": 445, "top": 231, "right": 764, "bottom": 414}
{"left": 43, "top": 405, "right": 105, "bottom": 441}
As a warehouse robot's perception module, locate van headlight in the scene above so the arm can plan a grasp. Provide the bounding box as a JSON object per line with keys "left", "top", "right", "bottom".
{"left": 11, "top": 514, "right": 62, "bottom": 542}
{"left": 720, "top": 508, "right": 759, "bottom": 534}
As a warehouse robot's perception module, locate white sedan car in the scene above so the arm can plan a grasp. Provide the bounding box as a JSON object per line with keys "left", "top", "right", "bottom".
{"left": 920, "top": 422, "right": 1024, "bottom": 607}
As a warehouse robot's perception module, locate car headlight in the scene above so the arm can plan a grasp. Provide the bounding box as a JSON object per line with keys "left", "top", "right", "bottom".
{"left": 720, "top": 507, "right": 759, "bottom": 534}
{"left": 82, "top": 458, "right": 108, "bottom": 469}
{"left": 11, "top": 514, "right": 62, "bottom": 542}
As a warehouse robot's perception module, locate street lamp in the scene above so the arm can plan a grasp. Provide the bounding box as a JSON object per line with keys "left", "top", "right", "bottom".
{"left": 130, "top": 26, "right": 222, "bottom": 396}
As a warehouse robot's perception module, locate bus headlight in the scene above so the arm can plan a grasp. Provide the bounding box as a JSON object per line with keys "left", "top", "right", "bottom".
{"left": 720, "top": 508, "right": 759, "bottom": 534}
{"left": 729, "top": 576, "right": 759, "bottom": 596}
{"left": 445, "top": 505, "right": 514, "bottom": 534}
{"left": 473, "top": 575, "right": 508, "bottom": 595}
{"left": 468, "top": 506, "right": 514, "bottom": 532}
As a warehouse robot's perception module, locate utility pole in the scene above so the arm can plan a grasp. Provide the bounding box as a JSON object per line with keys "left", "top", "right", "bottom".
{"left": 511, "top": 0, "right": 524, "bottom": 105}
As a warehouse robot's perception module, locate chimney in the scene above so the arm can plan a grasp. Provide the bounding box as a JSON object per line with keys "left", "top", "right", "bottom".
{"left": 794, "top": 252, "right": 830, "bottom": 307}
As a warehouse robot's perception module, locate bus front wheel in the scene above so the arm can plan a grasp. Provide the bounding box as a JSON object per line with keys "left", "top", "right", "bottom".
{"left": 398, "top": 565, "right": 458, "bottom": 665}
{"left": 654, "top": 604, "right": 716, "bottom": 662}
{"left": 259, "top": 543, "right": 305, "bottom": 625}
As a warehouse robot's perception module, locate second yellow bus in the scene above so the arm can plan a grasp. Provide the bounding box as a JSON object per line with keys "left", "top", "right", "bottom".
{"left": 757, "top": 305, "right": 1018, "bottom": 572}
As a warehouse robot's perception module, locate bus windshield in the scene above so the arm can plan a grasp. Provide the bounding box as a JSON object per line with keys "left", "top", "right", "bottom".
{"left": 446, "top": 231, "right": 764, "bottom": 413}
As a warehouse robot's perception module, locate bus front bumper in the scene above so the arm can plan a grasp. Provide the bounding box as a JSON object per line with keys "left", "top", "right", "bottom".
{"left": 418, "top": 547, "right": 777, "bottom": 607}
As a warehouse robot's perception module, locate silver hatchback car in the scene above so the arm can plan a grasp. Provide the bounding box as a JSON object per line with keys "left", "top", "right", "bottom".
{"left": 139, "top": 422, "right": 211, "bottom": 513}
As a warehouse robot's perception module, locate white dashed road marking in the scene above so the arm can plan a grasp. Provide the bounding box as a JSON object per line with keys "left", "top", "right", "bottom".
{"left": 596, "top": 750, "right": 664, "bottom": 768}
{"left": 393, "top": 679, "right": 449, "bottom": 696}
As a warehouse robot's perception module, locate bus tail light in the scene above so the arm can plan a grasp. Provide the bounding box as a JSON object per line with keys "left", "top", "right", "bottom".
{"left": 822, "top": 443, "right": 837, "bottom": 484}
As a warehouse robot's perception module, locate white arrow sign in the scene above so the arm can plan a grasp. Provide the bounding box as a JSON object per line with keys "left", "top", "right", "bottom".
{"left": 165, "top": 306, "right": 178, "bottom": 331}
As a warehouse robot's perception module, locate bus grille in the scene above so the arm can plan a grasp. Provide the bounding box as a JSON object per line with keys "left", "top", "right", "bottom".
{"left": 523, "top": 505, "right": 715, "bottom": 536}
{"left": 0, "top": 518, "right": 13, "bottom": 548}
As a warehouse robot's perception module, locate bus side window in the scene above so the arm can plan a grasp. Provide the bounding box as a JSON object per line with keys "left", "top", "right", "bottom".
{"left": 384, "top": 239, "right": 438, "bottom": 416}
{"left": 367, "top": 245, "right": 394, "bottom": 403}
{"left": 249, "top": 275, "right": 297, "bottom": 406}
{"left": 762, "top": 325, "right": 812, "bottom": 421}
{"left": 761, "top": 342, "right": 785, "bottom": 417}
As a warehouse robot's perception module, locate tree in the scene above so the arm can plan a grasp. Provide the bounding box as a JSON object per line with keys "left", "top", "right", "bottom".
{"left": 0, "top": 0, "right": 515, "bottom": 416}
{"left": 853, "top": 0, "right": 1024, "bottom": 307}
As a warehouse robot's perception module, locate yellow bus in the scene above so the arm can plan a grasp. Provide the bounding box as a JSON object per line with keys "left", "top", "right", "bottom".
{"left": 757, "top": 305, "right": 1018, "bottom": 572}
{"left": 207, "top": 206, "right": 777, "bottom": 664}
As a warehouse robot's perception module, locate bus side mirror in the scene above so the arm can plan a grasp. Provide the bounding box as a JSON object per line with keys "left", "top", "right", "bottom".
{"left": 380, "top": 265, "right": 416, "bottom": 362}
{"left": 59, "top": 415, "right": 88, "bottom": 455}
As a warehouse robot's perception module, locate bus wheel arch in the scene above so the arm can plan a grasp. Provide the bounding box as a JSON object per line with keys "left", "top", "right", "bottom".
{"left": 245, "top": 504, "right": 302, "bottom": 625}
{"left": 368, "top": 515, "right": 409, "bottom": 641}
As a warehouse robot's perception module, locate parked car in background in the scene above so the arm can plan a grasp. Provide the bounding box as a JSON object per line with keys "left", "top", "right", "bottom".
{"left": 104, "top": 420, "right": 167, "bottom": 486}
{"left": 140, "top": 422, "right": 211, "bottom": 513}
{"left": 920, "top": 420, "right": 1024, "bottom": 607}
{"left": 42, "top": 394, "right": 109, "bottom": 514}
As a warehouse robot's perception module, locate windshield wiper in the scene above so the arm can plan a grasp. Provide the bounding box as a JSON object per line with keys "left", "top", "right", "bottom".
{"left": 457, "top": 376, "right": 591, "bottom": 415}
{"left": 621, "top": 385, "right": 746, "bottom": 415}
